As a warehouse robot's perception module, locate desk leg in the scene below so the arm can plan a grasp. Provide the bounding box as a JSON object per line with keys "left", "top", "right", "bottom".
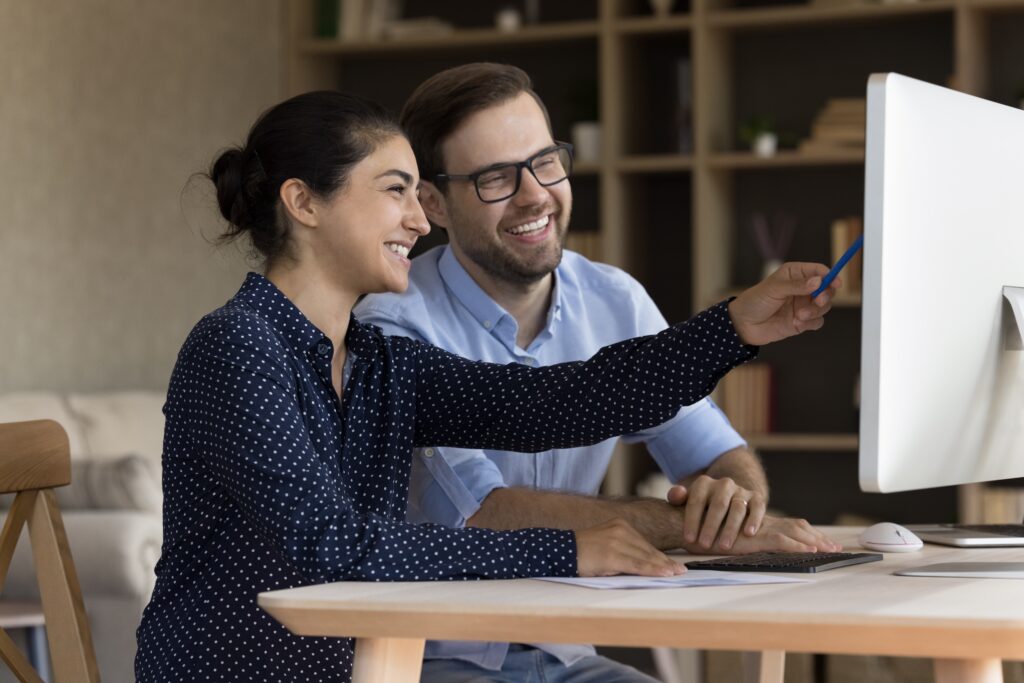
{"left": 351, "top": 637, "right": 425, "bottom": 683}
{"left": 742, "top": 650, "right": 785, "bottom": 683}
{"left": 934, "top": 658, "right": 1002, "bottom": 683}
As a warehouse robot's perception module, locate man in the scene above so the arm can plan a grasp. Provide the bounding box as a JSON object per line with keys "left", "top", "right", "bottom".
{"left": 355, "top": 63, "right": 838, "bottom": 682}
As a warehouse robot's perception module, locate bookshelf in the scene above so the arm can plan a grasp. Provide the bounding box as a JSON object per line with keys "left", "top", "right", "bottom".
{"left": 282, "top": 0, "right": 1024, "bottom": 524}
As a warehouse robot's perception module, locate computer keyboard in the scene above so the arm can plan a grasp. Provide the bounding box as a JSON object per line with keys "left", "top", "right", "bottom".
{"left": 685, "top": 551, "right": 883, "bottom": 573}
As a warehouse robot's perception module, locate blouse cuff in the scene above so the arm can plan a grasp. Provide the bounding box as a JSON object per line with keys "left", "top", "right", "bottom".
{"left": 703, "top": 299, "right": 759, "bottom": 367}
{"left": 510, "top": 528, "right": 577, "bottom": 578}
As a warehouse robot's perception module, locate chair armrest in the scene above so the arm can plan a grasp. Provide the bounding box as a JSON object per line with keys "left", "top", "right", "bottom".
{"left": 0, "top": 509, "right": 161, "bottom": 600}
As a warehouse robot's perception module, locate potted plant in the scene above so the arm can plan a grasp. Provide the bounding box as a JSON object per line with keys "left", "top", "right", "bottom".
{"left": 739, "top": 116, "right": 778, "bottom": 158}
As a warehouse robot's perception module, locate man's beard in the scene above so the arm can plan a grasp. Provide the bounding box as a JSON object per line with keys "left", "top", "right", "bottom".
{"left": 456, "top": 213, "right": 568, "bottom": 286}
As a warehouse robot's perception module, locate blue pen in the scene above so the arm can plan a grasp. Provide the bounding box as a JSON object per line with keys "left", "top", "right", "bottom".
{"left": 811, "top": 234, "right": 863, "bottom": 299}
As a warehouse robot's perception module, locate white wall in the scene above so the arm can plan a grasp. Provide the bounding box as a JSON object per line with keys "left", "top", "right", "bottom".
{"left": 0, "top": 0, "right": 282, "bottom": 392}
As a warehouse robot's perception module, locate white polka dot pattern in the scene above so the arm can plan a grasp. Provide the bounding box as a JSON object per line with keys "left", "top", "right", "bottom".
{"left": 133, "top": 272, "right": 754, "bottom": 682}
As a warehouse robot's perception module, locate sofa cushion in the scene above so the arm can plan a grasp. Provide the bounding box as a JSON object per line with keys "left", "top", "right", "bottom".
{"left": 0, "top": 392, "right": 88, "bottom": 457}
{"left": 61, "top": 455, "right": 163, "bottom": 514}
{"left": 0, "top": 454, "right": 162, "bottom": 514}
{"left": 68, "top": 391, "right": 165, "bottom": 463}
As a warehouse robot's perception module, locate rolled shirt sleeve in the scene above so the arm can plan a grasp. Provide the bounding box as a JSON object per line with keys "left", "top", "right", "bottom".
{"left": 409, "top": 447, "right": 508, "bottom": 527}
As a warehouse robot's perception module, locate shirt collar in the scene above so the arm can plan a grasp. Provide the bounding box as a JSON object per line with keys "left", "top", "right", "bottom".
{"left": 438, "top": 246, "right": 514, "bottom": 333}
{"left": 438, "top": 245, "right": 566, "bottom": 339}
{"left": 233, "top": 272, "right": 382, "bottom": 361}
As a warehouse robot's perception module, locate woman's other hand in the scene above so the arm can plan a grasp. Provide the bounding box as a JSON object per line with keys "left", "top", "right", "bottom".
{"left": 575, "top": 518, "right": 684, "bottom": 577}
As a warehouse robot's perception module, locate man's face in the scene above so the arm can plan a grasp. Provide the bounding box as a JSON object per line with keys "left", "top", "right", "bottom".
{"left": 436, "top": 92, "right": 572, "bottom": 285}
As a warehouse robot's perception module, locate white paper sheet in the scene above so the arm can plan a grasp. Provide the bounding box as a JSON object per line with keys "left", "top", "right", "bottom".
{"left": 534, "top": 570, "right": 808, "bottom": 590}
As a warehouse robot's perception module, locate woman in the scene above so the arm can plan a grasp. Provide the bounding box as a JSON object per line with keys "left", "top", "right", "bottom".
{"left": 135, "top": 91, "right": 836, "bottom": 682}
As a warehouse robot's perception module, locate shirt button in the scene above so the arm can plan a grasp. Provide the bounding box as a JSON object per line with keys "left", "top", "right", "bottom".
{"left": 524, "top": 358, "right": 536, "bottom": 366}
{"left": 317, "top": 342, "right": 331, "bottom": 357}
{"left": 424, "top": 448, "right": 435, "bottom": 457}
{"left": 483, "top": 320, "right": 492, "bottom": 329}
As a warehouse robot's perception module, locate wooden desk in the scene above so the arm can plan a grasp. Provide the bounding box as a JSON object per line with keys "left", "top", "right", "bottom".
{"left": 259, "top": 528, "right": 1024, "bottom": 683}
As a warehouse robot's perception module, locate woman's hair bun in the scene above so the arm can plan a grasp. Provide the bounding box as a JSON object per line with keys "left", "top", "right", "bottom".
{"left": 210, "top": 147, "right": 264, "bottom": 236}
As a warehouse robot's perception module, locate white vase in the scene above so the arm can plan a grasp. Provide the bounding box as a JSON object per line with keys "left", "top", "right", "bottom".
{"left": 762, "top": 259, "right": 782, "bottom": 280}
{"left": 752, "top": 131, "right": 778, "bottom": 158}
{"left": 571, "top": 121, "right": 602, "bottom": 163}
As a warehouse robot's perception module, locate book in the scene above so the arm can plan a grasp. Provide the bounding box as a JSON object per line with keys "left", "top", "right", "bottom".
{"left": 830, "top": 216, "right": 863, "bottom": 294}
{"left": 565, "top": 231, "right": 603, "bottom": 263}
{"left": 719, "top": 363, "right": 773, "bottom": 435}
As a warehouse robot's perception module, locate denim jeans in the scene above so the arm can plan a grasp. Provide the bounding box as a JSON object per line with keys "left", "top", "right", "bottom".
{"left": 420, "top": 646, "right": 663, "bottom": 683}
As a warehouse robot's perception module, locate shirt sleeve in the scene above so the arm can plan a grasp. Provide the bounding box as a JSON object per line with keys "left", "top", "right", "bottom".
{"left": 411, "top": 301, "right": 757, "bottom": 452}
{"left": 354, "top": 306, "right": 511, "bottom": 528}
{"left": 182, "top": 325, "right": 576, "bottom": 583}
{"left": 616, "top": 284, "right": 748, "bottom": 482}
{"left": 622, "top": 400, "right": 747, "bottom": 483}
{"left": 409, "top": 447, "right": 508, "bottom": 528}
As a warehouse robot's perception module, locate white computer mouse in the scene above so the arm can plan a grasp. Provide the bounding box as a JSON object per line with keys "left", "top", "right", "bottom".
{"left": 858, "top": 522, "right": 924, "bottom": 553}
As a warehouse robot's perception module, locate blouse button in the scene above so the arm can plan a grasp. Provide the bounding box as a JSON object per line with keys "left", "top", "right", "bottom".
{"left": 317, "top": 342, "right": 331, "bottom": 357}
{"left": 424, "top": 448, "right": 435, "bottom": 457}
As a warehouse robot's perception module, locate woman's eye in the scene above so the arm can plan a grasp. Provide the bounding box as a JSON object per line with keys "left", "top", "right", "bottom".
{"left": 388, "top": 185, "right": 406, "bottom": 195}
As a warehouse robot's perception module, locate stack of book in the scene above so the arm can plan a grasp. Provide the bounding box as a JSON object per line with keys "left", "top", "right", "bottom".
{"left": 565, "top": 231, "right": 603, "bottom": 263}
{"left": 978, "top": 485, "right": 1024, "bottom": 524}
{"left": 719, "top": 363, "right": 773, "bottom": 435}
{"left": 800, "top": 98, "right": 866, "bottom": 154}
{"left": 831, "top": 216, "right": 863, "bottom": 296}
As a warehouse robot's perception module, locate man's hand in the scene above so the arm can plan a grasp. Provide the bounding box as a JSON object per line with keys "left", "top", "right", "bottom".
{"left": 668, "top": 477, "right": 767, "bottom": 551}
{"left": 728, "top": 262, "right": 838, "bottom": 346}
{"left": 576, "top": 518, "right": 685, "bottom": 577}
{"left": 667, "top": 482, "right": 841, "bottom": 554}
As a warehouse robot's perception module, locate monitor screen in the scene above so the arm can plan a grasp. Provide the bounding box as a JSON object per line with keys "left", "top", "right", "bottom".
{"left": 860, "top": 73, "right": 1024, "bottom": 493}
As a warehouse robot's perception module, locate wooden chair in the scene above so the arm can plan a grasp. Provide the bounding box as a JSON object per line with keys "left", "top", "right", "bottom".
{"left": 0, "top": 420, "right": 100, "bottom": 682}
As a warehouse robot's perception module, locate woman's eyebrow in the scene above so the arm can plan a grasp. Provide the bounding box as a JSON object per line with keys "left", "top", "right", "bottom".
{"left": 375, "top": 169, "right": 413, "bottom": 183}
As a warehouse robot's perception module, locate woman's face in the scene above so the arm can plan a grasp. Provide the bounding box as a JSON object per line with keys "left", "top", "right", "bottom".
{"left": 313, "top": 134, "right": 430, "bottom": 296}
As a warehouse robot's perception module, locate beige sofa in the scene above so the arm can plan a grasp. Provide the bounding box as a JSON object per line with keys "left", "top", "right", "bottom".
{"left": 0, "top": 391, "right": 164, "bottom": 683}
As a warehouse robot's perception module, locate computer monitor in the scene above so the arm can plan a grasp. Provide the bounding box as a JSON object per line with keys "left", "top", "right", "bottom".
{"left": 859, "top": 73, "right": 1024, "bottom": 495}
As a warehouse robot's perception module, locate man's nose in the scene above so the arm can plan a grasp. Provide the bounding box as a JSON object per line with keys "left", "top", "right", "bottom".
{"left": 513, "top": 167, "right": 549, "bottom": 206}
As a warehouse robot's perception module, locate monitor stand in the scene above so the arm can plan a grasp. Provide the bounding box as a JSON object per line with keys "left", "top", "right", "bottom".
{"left": 896, "top": 562, "right": 1024, "bottom": 579}
{"left": 1004, "top": 285, "right": 1024, "bottom": 350}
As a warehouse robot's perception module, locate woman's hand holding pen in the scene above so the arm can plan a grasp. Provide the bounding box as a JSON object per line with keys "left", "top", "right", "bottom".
{"left": 728, "top": 262, "right": 839, "bottom": 347}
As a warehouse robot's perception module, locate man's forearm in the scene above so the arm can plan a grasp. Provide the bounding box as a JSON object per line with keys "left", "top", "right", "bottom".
{"left": 680, "top": 446, "right": 769, "bottom": 499}
{"left": 467, "top": 487, "right": 686, "bottom": 550}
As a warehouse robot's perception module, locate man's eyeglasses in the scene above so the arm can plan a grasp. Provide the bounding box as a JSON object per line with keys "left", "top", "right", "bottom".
{"left": 435, "top": 143, "right": 574, "bottom": 204}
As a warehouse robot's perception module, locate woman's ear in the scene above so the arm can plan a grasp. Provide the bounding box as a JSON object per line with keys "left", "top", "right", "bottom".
{"left": 279, "top": 179, "right": 318, "bottom": 229}
{"left": 418, "top": 181, "right": 450, "bottom": 229}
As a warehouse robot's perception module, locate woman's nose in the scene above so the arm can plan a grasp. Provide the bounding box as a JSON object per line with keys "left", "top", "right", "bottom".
{"left": 405, "top": 197, "right": 430, "bottom": 236}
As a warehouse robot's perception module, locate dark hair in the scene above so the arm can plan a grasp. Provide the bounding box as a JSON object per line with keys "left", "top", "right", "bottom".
{"left": 209, "top": 91, "right": 402, "bottom": 265}
{"left": 400, "top": 63, "right": 551, "bottom": 190}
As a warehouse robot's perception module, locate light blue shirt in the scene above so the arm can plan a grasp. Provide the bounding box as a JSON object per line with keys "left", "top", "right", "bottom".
{"left": 355, "top": 245, "right": 745, "bottom": 670}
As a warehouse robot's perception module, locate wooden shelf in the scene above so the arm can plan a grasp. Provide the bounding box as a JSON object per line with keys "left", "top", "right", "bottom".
{"left": 615, "top": 14, "right": 694, "bottom": 35}
{"left": 747, "top": 433, "right": 859, "bottom": 451}
{"left": 574, "top": 161, "right": 602, "bottom": 176}
{"left": 708, "top": 149, "right": 864, "bottom": 169}
{"left": 971, "top": 0, "right": 1024, "bottom": 11}
{"left": 617, "top": 154, "right": 695, "bottom": 173}
{"left": 707, "top": 0, "right": 956, "bottom": 30}
{"left": 299, "top": 21, "right": 600, "bottom": 55}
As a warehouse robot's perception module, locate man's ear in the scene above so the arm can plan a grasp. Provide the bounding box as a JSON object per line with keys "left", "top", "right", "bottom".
{"left": 418, "top": 181, "right": 451, "bottom": 229}
{"left": 279, "top": 178, "right": 317, "bottom": 229}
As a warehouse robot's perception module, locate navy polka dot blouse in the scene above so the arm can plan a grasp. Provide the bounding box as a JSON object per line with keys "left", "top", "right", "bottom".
{"left": 134, "top": 272, "right": 755, "bottom": 682}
